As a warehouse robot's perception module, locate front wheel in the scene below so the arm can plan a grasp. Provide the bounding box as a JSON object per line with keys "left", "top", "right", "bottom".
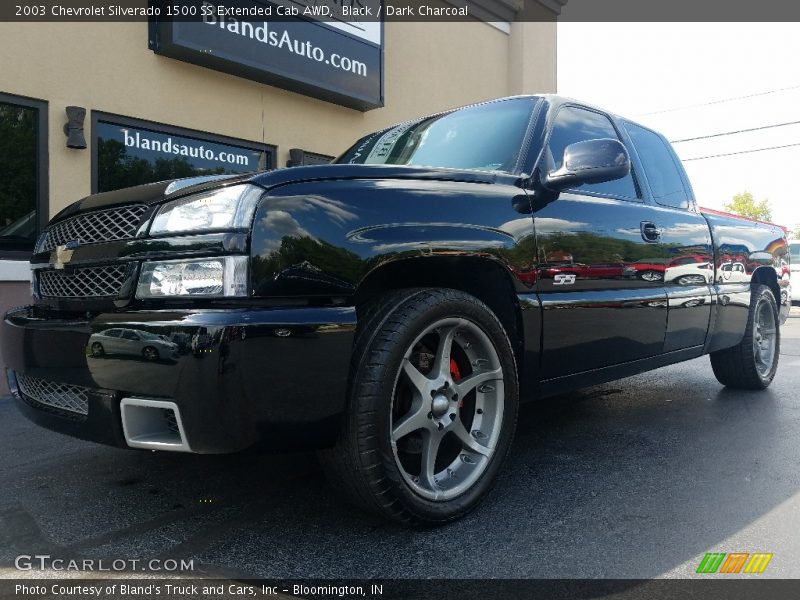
{"left": 710, "top": 284, "right": 780, "bottom": 389}
{"left": 319, "top": 288, "right": 519, "bottom": 525}
{"left": 141, "top": 346, "right": 160, "bottom": 362}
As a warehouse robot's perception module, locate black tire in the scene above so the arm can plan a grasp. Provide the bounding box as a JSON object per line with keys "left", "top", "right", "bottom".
{"left": 142, "top": 346, "right": 159, "bottom": 362}
{"left": 710, "top": 285, "right": 780, "bottom": 389}
{"left": 319, "top": 288, "right": 519, "bottom": 525}
{"left": 91, "top": 342, "right": 105, "bottom": 357}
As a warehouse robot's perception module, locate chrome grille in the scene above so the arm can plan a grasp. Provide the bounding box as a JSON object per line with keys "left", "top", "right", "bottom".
{"left": 38, "top": 264, "right": 130, "bottom": 298}
{"left": 16, "top": 373, "right": 89, "bottom": 416}
{"left": 37, "top": 205, "right": 148, "bottom": 253}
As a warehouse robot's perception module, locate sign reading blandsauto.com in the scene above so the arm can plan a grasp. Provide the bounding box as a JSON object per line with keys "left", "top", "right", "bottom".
{"left": 150, "top": 0, "right": 384, "bottom": 111}
{"left": 95, "top": 120, "right": 271, "bottom": 193}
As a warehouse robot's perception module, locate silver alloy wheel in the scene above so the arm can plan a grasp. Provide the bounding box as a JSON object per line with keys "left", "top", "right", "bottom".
{"left": 676, "top": 274, "right": 707, "bottom": 286}
{"left": 389, "top": 317, "right": 504, "bottom": 501}
{"left": 640, "top": 270, "right": 662, "bottom": 282}
{"left": 753, "top": 298, "right": 777, "bottom": 376}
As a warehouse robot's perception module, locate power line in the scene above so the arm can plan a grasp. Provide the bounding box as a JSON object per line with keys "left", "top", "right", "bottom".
{"left": 682, "top": 142, "right": 800, "bottom": 161}
{"left": 636, "top": 84, "right": 800, "bottom": 117}
{"left": 671, "top": 120, "right": 800, "bottom": 143}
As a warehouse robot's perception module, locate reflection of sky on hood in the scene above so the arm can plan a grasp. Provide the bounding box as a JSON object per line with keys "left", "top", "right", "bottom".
{"left": 259, "top": 211, "right": 312, "bottom": 254}
{"left": 370, "top": 240, "right": 507, "bottom": 253}
{"left": 347, "top": 222, "right": 512, "bottom": 244}
{"left": 257, "top": 195, "right": 359, "bottom": 254}
{"left": 260, "top": 196, "right": 358, "bottom": 227}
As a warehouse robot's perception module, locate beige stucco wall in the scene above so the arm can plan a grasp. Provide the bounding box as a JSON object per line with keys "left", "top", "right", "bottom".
{"left": 0, "top": 17, "right": 555, "bottom": 219}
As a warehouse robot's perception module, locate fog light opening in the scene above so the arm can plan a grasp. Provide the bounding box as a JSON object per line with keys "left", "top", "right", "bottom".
{"left": 120, "top": 398, "right": 192, "bottom": 452}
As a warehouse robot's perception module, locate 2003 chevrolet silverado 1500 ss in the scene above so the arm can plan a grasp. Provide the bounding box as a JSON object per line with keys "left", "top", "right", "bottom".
{"left": 2, "top": 96, "right": 791, "bottom": 524}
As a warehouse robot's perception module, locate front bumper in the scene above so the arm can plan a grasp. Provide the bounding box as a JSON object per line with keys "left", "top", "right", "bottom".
{"left": 3, "top": 305, "right": 355, "bottom": 453}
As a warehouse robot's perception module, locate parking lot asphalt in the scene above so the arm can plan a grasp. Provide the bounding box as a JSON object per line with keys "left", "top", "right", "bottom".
{"left": 1, "top": 309, "right": 799, "bottom": 580}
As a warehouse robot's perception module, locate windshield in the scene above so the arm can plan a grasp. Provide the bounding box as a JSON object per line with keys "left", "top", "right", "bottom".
{"left": 791, "top": 243, "right": 800, "bottom": 261}
{"left": 336, "top": 98, "right": 537, "bottom": 174}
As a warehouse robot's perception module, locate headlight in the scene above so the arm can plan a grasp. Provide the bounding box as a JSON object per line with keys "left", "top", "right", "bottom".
{"left": 136, "top": 256, "right": 248, "bottom": 298}
{"left": 149, "top": 184, "right": 262, "bottom": 235}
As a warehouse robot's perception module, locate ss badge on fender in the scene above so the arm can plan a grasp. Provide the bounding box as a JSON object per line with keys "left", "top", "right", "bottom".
{"left": 553, "top": 273, "right": 576, "bottom": 286}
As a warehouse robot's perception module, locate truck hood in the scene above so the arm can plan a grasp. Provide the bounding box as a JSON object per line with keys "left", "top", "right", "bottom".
{"left": 51, "top": 165, "right": 523, "bottom": 221}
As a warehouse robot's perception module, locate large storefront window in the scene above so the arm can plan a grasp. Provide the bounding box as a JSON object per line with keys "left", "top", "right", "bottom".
{"left": 93, "top": 114, "right": 276, "bottom": 193}
{"left": 0, "top": 95, "right": 46, "bottom": 256}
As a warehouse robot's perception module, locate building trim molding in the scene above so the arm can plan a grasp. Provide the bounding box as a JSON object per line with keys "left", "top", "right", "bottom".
{"left": 535, "top": 0, "right": 568, "bottom": 15}
{"left": 0, "top": 260, "right": 32, "bottom": 282}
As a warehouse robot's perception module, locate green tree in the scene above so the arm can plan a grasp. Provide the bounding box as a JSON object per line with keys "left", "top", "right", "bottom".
{"left": 724, "top": 191, "right": 772, "bottom": 221}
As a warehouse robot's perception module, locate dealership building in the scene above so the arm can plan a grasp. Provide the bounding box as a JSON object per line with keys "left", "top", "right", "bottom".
{"left": 0, "top": 0, "right": 562, "bottom": 393}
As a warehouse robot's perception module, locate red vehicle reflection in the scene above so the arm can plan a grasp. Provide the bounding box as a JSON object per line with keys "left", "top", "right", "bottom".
{"left": 624, "top": 255, "right": 713, "bottom": 284}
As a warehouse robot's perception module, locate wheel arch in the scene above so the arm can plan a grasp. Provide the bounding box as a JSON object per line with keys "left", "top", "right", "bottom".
{"left": 354, "top": 256, "right": 525, "bottom": 370}
{"left": 751, "top": 266, "right": 780, "bottom": 305}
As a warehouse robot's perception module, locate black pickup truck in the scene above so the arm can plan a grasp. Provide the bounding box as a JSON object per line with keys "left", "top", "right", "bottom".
{"left": 2, "top": 96, "right": 791, "bottom": 524}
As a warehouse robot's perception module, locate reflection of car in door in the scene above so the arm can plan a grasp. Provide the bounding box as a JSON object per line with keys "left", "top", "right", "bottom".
{"left": 718, "top": 261, "right": 746, "bottom": 283}
{"left": 89, "top": 328, "right": 178, "bottom": 361}
{"left": 623, "top": 259, "right": 666, "bottom": 282}
{"left": 542, "top": 261, "right": 625, "bottom": 281}
{"left": 624, "top": 255, "right": 712, "bottom": 284}
{"left": 664, "top": 255, "right": 713, "bottom": 285}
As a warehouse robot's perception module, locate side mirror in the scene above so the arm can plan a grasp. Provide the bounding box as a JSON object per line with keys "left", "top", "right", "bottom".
{"left": 545, "top": 138, "right": 631, "bottom": 192}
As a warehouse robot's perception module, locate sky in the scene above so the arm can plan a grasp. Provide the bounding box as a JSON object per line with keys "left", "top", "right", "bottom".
{"left": 557, "top": 22, "right": 800, "bottom": 234}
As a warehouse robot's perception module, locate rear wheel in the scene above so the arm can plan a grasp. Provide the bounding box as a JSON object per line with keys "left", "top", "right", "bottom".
{"left": 142, "top": 346, "right": 159, "bottom": 362}
{"left": 90, "top": 342, "right": 104, "bottom": 357}
{"left": 319, "top": 288, "right": 519, "bottom": 525}
{"left": 710, "top": 284, "right": 780, "bottom": 389}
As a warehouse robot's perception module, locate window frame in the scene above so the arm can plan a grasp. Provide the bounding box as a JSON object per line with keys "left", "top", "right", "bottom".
{"left": 622, "top": 120, "right": 694, "bottom": 211}
{"left": 91, "top": 111, "right": 277, "bottom": 195}
{"left": 0, "top": 92, "right": 48, "bottom": 260}
{"left": 539, "top": 103, "right": 643, "bottom": 203}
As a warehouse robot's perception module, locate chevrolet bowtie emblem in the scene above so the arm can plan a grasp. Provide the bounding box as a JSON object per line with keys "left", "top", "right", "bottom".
{"left": 50, "top": 241, "right": 78, "bottom": 270}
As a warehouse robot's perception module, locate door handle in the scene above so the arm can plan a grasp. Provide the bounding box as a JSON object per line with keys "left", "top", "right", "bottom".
{"left": 640, "top": 221, "right": 661, "bottom": 243}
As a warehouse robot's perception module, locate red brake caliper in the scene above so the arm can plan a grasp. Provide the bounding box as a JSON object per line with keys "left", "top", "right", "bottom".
{"left": 450, "top": 359, "right": 464, "bottom": 408}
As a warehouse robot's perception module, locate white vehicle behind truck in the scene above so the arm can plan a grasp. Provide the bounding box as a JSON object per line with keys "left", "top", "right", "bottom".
{"left": 791, "top": 240, "right": 800, "bottom": 303}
